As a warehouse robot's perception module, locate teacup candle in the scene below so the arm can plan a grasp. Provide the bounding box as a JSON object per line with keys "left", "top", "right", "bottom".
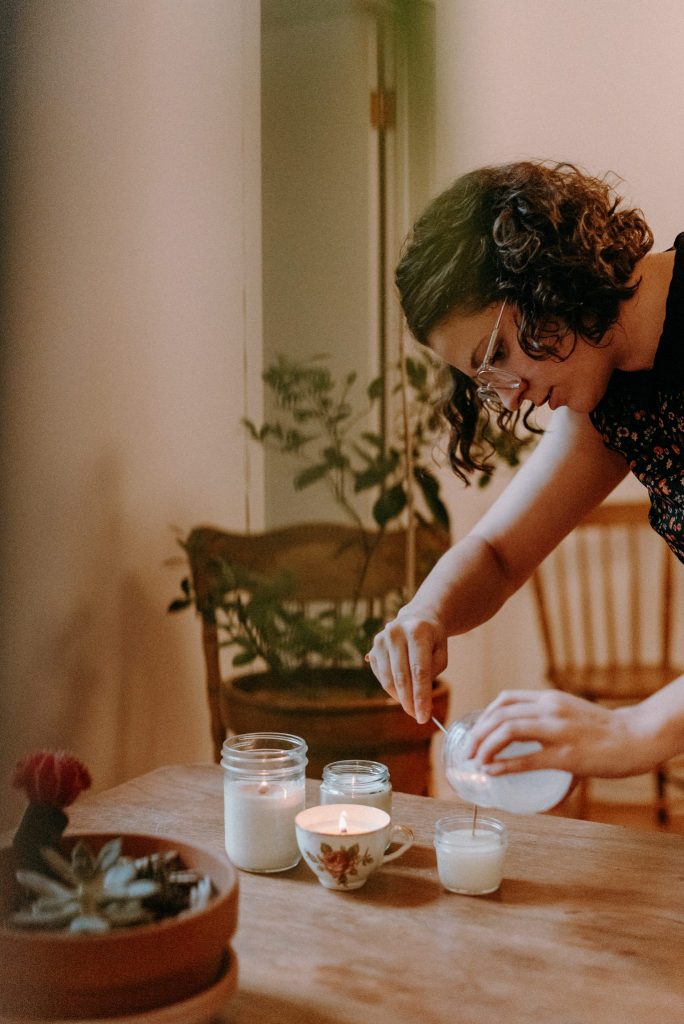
{"left": 434, "top": 813, "right": 507, "bottom": 895}
{"left": 295, "top": 804, "right": 413, "bottom": 891}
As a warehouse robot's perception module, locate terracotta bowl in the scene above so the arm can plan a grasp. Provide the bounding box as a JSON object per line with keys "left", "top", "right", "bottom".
{"left": 0, "top": 832, "right": 239, "bottom": 1020}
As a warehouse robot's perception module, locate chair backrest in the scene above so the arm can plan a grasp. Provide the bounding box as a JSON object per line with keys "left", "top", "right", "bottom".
{"left": 186, "top": 521, "right": 451, "bottom": 759}
{"left": 530, "top": 501, "right": 683, "bottom": 701}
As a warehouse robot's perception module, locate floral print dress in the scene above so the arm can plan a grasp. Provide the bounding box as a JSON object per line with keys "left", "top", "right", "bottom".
{"left": 590, "top": 233, "right": 684, "bottom": 563}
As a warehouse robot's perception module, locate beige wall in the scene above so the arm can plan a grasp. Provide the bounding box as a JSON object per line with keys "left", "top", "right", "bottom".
{"left": 434, "top": 0, "right": 684, "bottom": 251}
{"left": 0, "top": 0, "right": 263, "bottom": 827}
{"left": 428, "top": 0, "right": 684, "bottom": 785}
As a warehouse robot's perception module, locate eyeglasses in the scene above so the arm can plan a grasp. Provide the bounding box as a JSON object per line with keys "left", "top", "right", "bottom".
{"left": 474, "top": 300, "right": 522, "bottom": 413}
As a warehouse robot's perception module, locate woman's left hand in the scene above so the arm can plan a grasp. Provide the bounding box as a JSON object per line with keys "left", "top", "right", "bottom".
{"left": 465, "top": 690, "right": 655, "bottom": 779}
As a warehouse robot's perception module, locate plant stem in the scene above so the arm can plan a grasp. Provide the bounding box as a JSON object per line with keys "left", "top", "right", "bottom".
{"left": 399, "top": 334, "right": 416, "bottom": 599}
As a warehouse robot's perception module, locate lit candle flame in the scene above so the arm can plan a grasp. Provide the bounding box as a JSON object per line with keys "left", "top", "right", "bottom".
{"left": 258, "top": 781, "right": 269, "bottom": 795}
{"left": 338, "top": 811, "right": 349, "bottom": 834}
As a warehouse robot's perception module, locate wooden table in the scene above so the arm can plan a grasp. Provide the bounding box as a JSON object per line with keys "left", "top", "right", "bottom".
{"left": 66, "top": 764, "right": 684, "bottom": 1024}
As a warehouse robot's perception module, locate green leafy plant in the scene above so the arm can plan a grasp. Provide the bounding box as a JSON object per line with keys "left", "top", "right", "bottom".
{"left": 247, "top": 353, "right": 450, "bottom": 533}
{"left": 169, "top": 351, "right": 533, "bottom": 678}
{"left": 175, "top": 554, "right": 385, "bottom": 677}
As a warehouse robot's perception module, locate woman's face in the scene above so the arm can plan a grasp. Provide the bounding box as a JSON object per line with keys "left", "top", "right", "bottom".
{"left": 427, "top": 303, "right": 619, "bottom": 414}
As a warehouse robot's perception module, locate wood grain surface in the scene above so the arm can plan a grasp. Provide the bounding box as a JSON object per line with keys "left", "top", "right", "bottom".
{"left": 64, "top": 764, "right": 684, "bottom": 1024}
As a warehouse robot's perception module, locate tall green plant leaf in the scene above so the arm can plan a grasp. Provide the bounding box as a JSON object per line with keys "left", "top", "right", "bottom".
{"left": 372, "top": 484, "right": 407, "bottom": 527}
{"left": 294, "top": 463, "right": 330, "bottom": 490}
{"left": 414, "top": 467, "right": 450, "bottom": 530}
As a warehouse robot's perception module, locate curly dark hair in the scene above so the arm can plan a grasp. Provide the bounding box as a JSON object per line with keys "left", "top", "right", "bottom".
{"left": 396, "top": 160, "right": 653, "bottom": 481}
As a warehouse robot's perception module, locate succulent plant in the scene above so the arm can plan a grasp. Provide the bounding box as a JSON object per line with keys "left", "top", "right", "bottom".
{"left": 10, "top": 838, "right": 160, "bottom": 933}
{"left": 8, "top": 840, "right": 216, "bottom": 934}
{"left": 132, "top": 850, "right": 214, "bottom": 917}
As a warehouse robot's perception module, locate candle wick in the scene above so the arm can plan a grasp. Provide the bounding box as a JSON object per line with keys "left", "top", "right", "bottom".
{"left": 471, "top": 805, "right": 478, "bottom": 837}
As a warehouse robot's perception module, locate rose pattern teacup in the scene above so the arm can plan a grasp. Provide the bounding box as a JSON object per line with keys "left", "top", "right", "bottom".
{"left": 295, "top": 804, "right": 413, "bottom": 891}
{"left": 305, "top": 841, "right": 374, "bottom": 887}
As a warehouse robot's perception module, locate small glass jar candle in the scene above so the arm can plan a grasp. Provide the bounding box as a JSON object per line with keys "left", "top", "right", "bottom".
{"left": 320, "top": 760, "right": 392, "bottom": 816}
{"left": 442, "top": 711, "right": 572, "bottom": 814}
{"left": 434, "top": 814, "right": 507, "bottom": 895}
{"left": 221, "top": 732, "right": 307, "bottom": 873}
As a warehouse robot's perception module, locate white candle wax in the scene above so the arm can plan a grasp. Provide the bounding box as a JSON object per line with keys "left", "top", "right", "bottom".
{"left": 320, "top": 786, "right": 392, "bottom": 814}
{"left": 224, "top": 778, "right": 305, "bottom": 872}
{"left": 435, "top": 828, "right": 506, "bottom": 894}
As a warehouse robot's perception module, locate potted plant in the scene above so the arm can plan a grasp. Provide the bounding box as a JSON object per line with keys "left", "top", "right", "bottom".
{"left": 0, "top": 751, "right": 239, "bottom": 1019}
{"left": 170, "top": 350, "right": 532, "bottom": 793}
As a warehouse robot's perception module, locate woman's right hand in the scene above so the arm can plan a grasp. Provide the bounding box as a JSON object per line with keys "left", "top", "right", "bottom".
{"left": 366, "top": 611, "right": 449, "bottom": 724}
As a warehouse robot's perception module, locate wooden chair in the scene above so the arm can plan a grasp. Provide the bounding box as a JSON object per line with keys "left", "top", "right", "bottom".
{"left": 530, "top": 501, "right": 684, "bottom": 823}
{"left": 185, "top": 521, "right": 451, "bottom": 775}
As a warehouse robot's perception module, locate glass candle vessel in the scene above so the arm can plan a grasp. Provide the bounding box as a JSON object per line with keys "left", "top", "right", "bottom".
{"left": 221, "top": 732, "right": 307, "bottom": 873}
{"left": 442, "top": 711, "right": 572, "bottom": 814}
{"left": 434, "top": 814, "right": 507, "bottom": 895}
{"left": 320, "top": 760, "right": 392, "bottom": 815}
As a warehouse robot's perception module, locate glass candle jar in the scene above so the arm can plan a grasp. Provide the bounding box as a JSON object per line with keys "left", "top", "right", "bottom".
{"left": 221, "top": 732, "right": 307, "bottom": 873}
{"left": 434, "top": 813, "right": 507, "bottom": 895}
{"left": 442, "top": 711, "right": 572, "bottom": 814}
{"left": 320, "top": 760, "right": 392, "bottom": 816}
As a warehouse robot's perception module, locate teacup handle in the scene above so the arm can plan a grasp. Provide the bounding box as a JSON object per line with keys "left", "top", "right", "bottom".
{"left": 381, "top": 824, "right": 414, "bottom": 864}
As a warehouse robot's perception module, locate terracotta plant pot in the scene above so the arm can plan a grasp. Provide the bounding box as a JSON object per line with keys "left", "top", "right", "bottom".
{"left": 0, "top": 832, "right": 239, "bottom": 1020}
{"left": 222, "top": 668, "right": 450, "bottom": 795}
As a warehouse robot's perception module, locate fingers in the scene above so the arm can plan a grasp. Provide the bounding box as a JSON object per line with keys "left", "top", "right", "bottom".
{"left": 465, "top": 690, "right": 615, "bottom": 778}
{"left": 475, "top": 690, "right": 543, "bottom": 723}
{"left": 387, "top": 630, "right": 417, "bottom": 720}
{"left": 482, "top": 751, "right": 553, "bottom": 775}
{"left": 465, "top": 694, "right": 535, "bottom": 759}
{"left": 472, "top": 716, "right": 560, "bottom": 768}
{"left": 366, "top": 615, "right": 447, "bottom": 725}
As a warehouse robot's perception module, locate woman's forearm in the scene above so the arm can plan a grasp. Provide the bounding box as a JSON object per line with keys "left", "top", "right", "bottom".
{"left": 624, "top": 675, "right": 684, "bottom": 770}
{"left": 398, "top": 532, "right": 519, "bottom": 637}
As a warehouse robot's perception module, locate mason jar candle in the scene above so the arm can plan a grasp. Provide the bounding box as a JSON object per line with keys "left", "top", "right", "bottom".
{"left": 434, "top": 814, "right": 508, "bottom": 895}
{"left": 320, "top": 760, "right": 392, "bottom": 816}
{"left": 221, "top": 732, "right": 307, "bottom": 873}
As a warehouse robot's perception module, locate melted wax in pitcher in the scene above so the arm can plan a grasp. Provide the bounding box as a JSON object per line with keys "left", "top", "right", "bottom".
{"left": 443, "top": 712, "right": 572, "bottom": 815}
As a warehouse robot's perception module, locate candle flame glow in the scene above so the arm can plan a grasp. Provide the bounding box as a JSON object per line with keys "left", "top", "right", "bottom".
{"left": 338, "top": 811, "right": 349, "bottom": 834}
{"left": 258, "top": 781, "right": 269, "bottom": 795}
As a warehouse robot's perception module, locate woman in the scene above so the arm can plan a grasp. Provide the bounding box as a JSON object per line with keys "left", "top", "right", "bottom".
{"left": 367, "top": 160, "right": 684, "bottom": 782}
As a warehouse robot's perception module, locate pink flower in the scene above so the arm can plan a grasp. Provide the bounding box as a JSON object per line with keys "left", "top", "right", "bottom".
{"left": 12, "top": 750, "right": 91, "bottom": 808}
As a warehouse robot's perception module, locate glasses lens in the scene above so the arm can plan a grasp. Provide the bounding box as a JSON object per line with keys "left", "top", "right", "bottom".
{"left": 476, "top": 366, "right": 521, "bottom": 389}
{"left": 477, "top": 386, "right": 504, "bottom": 412}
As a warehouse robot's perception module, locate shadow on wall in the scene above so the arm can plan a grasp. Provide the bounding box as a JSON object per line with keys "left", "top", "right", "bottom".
{"left": 0, "top": 451, "right": 208, "bottom": 831}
